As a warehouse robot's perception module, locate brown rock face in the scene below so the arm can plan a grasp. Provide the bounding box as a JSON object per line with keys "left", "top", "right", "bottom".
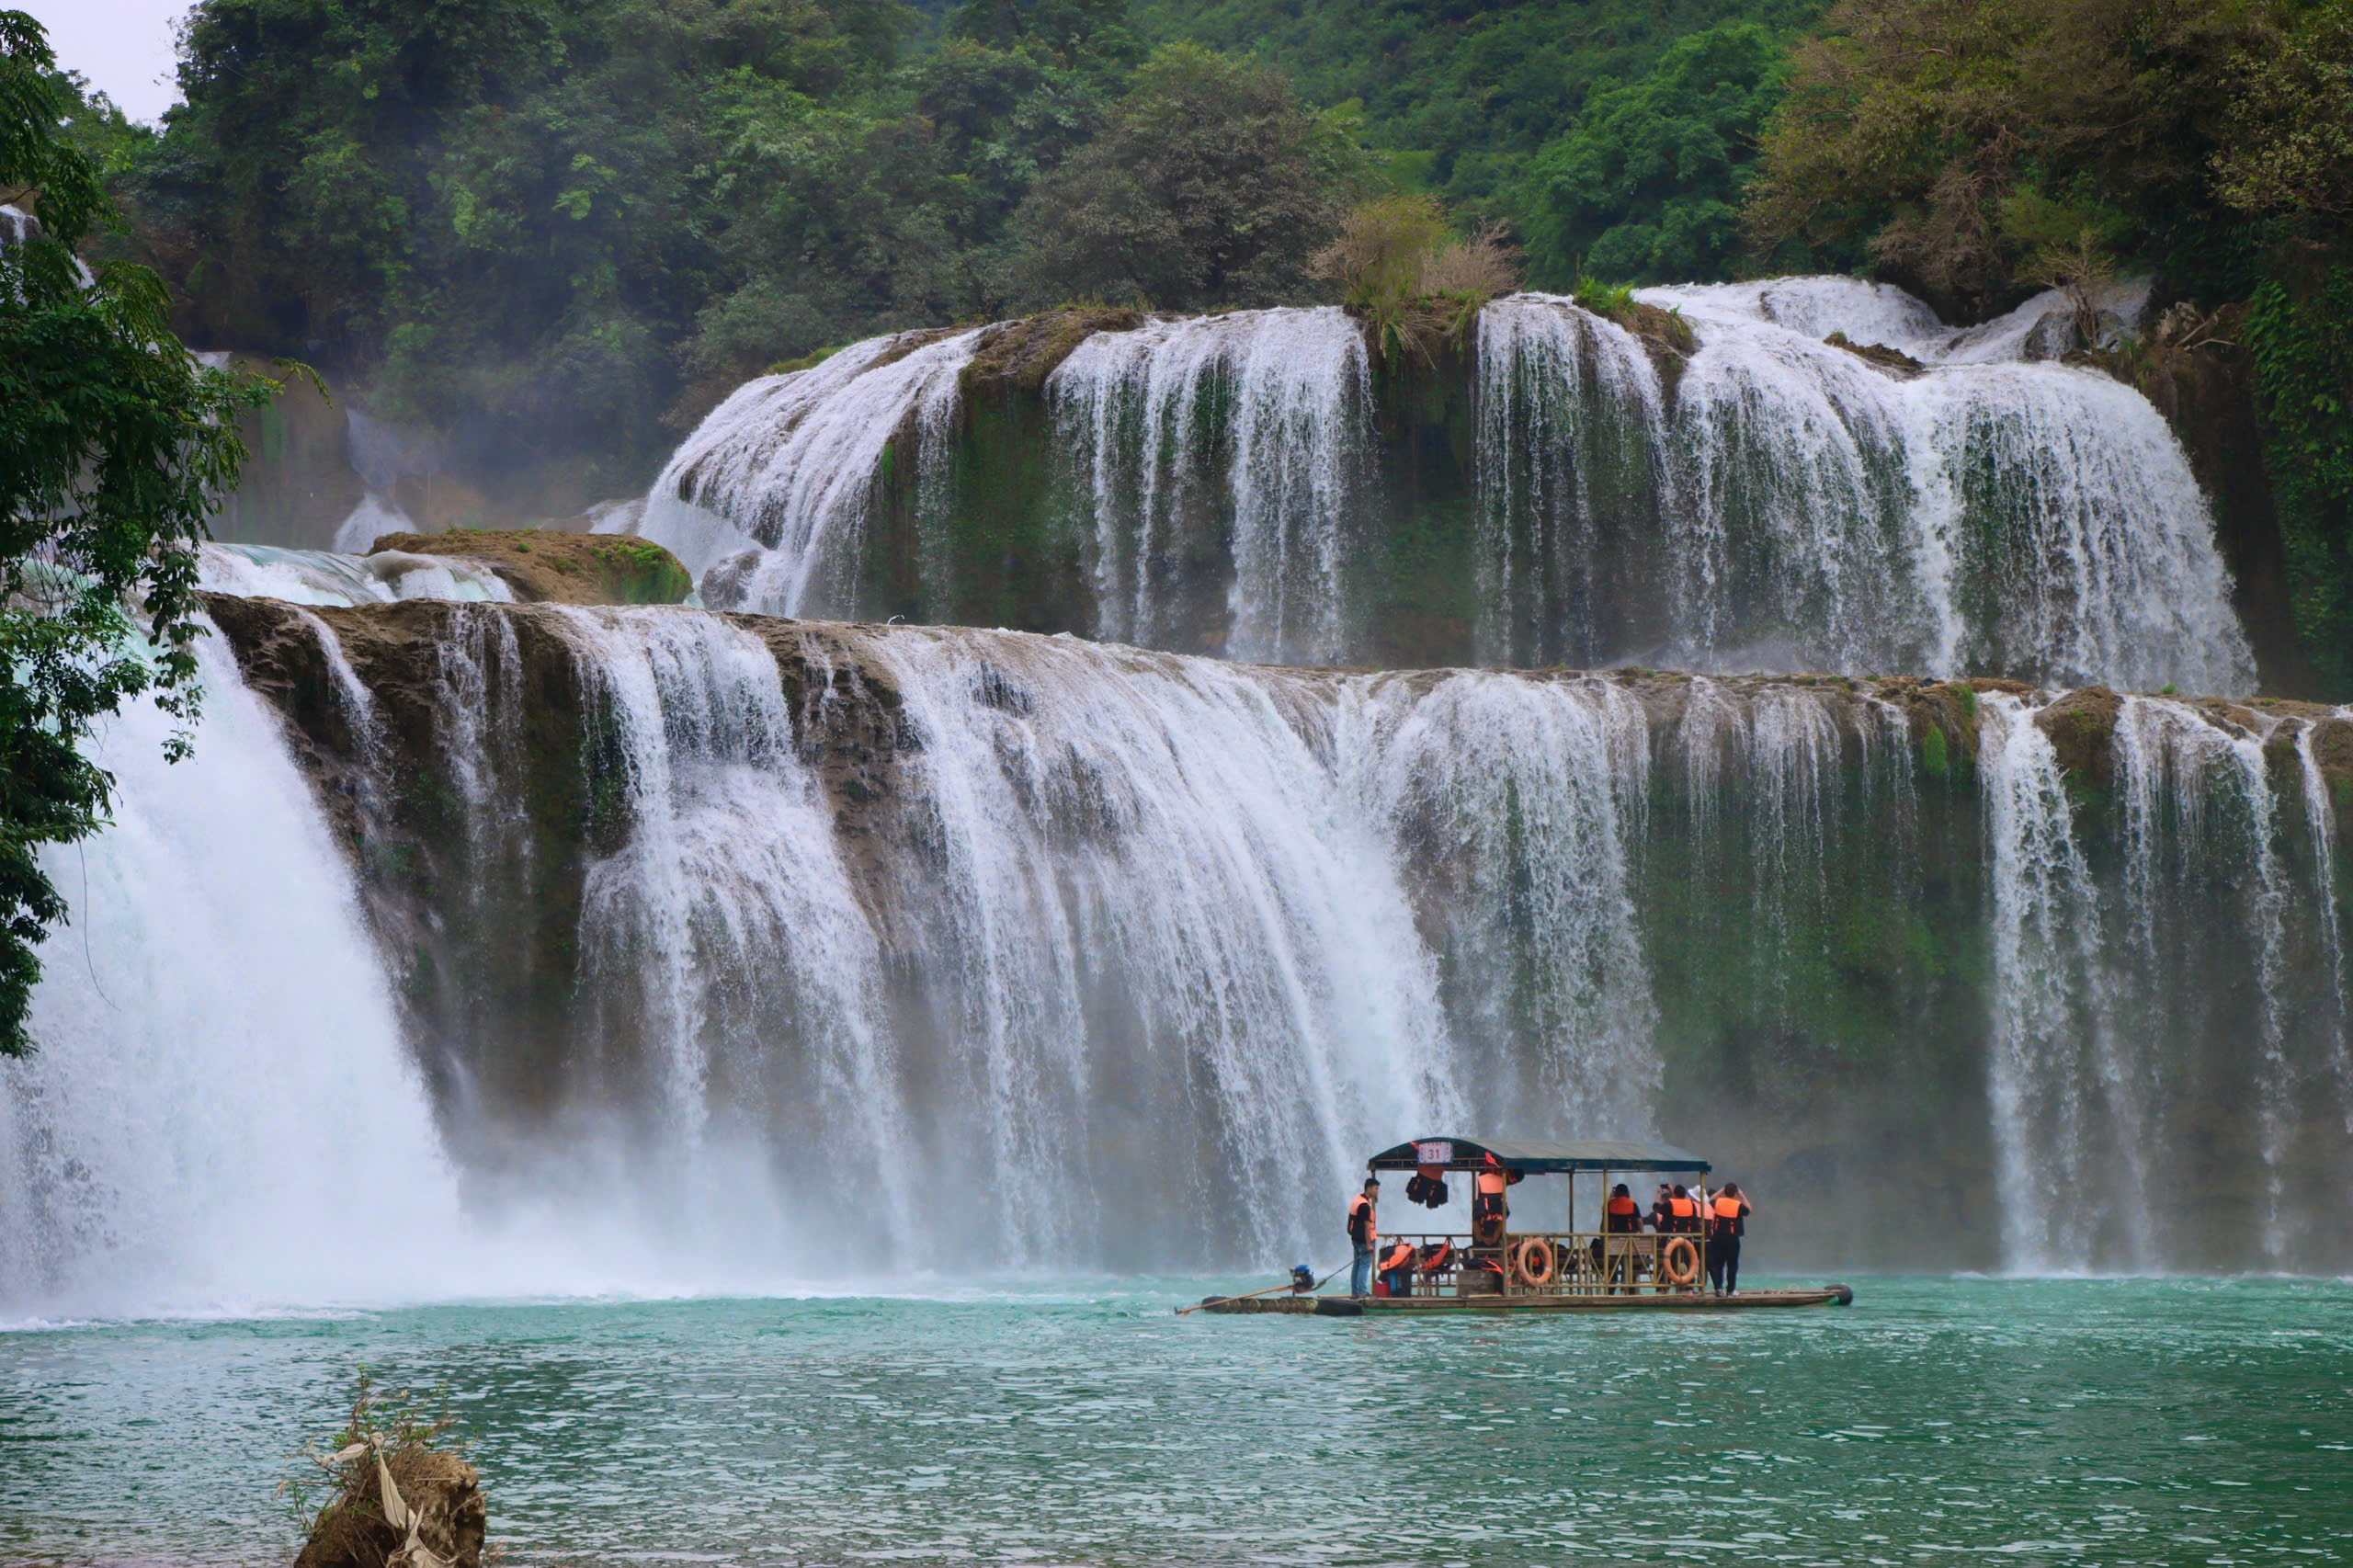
{"left": 1824, "top": 331, "right": 1927, "bottom": 377}
{"left": 2035, "top": 687, "right": 2123, "bottom": 787}
{"left": 293, "top": 1449, "right": 486, "bottom": 1568}
{"left": 366, "top": 530, "right": 692, "bottom": 605}
{"left": 961, "top": 307, "right": 1149, "bottom": 397}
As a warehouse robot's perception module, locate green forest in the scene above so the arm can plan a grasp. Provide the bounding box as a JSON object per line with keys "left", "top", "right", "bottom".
{"left": 30, "top": 0, "right": 2353, "bottom": 686}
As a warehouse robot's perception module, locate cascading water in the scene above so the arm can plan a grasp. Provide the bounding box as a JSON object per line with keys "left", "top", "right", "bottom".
{"left": 0, "top": 631, "right": 464, "bottom": 1319}
{"left": 2294, "top": 711, "right": 2353, "bottom": 1134}
{"left": 9, "top": 583, "right": 2349, "bottom": 1305}
{"left": 643, "top": 329, "right": 987, "bottom": 617}
{"left": 1473, "top": 296, "right": 1676, "bottom": 668}
{"left": 197, "top": 540, "right": 513, "bottom": 606}
{"left": 1473, "top": 279, "right": 2254, "bottom": 687}
{"left": 1978, "top": 693, "right": 2142, "bottom": 1271}
{"left": 1047, "top": 308, "right": 1374, "bottom": 665}
{"left": 1975, "top": 689, "right": 2353, "bottom": 1272}
{"left": 625, "top": 279, "right": 2255, "bottom": 693}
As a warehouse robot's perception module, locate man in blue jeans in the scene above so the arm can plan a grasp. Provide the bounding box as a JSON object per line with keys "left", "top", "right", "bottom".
{"left": 1347, "top": 1176, "right": 1380, "bottom": 1296}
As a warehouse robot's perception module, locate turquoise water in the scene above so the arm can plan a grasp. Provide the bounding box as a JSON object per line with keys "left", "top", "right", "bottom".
{"left": 4, "top": 1276, "right": 2348, "bottom": 1566}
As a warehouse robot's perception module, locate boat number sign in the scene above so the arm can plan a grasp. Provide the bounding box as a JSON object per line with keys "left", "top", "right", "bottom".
{"left": 1415, "top": 1141, "right": 1453, "bottom": 1165}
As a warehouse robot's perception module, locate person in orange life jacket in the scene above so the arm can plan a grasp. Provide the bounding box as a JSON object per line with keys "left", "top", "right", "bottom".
{"left": 1347, "top": 1177, "right": 1380, "bottom": 1296}
{"left": 1667, "top": 1184, "right": 1700, "bottom": 1233}
{"left": 1601, "top": 1181, "right": 1643, "bottom": 1290}
{"left": 1647, "top": 1183, "right": 1676, "bottom": 1233}
{"left": 1705, "top": 1182, "right": 1754, "bottom": 1294}
{"left": 1471, "top": 1152, "right": 1523, "bottom": 1246}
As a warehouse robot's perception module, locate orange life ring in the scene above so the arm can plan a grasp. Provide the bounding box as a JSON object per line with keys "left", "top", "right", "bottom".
{"left": 1662, "top": 1236, "right": 1700, "bottom": 1287}
{"left": 1512, "top": 1237, "right": 1557, "bottom": 1288}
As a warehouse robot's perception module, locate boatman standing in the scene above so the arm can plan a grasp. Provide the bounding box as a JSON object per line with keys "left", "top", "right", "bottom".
{"left": 1706, "top": 1182, "right": 1753, "bottom": 1294}
{"left": 1347, "top": 1176, "right": 1380, "bottom": 1296}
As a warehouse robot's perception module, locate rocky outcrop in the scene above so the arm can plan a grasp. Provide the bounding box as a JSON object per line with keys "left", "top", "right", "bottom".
{"left": 962, "top": 307, "right": 1147, "bottom": 397}
{"left": 1824, "top": 331, "right": 1925, "bottom": 377}
{"left": 366, "top": 530, "right": 691, "bottom": 605}
{"left": 209, "top": 357, "right": 366, "bottom": 549}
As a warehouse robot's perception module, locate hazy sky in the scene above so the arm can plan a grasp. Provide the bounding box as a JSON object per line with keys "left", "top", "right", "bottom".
{"left": 28, "top": 0, "right": 191, "bottom": 124}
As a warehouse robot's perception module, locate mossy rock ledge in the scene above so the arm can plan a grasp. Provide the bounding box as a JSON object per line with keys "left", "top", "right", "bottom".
{"left": 369, "top": 529, "right": 692, "bottom": 606}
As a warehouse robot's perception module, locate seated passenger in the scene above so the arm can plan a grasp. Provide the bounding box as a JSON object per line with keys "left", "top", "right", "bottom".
{"left": 1604, "top": 1182, "right": 1643, "bottom": 1290}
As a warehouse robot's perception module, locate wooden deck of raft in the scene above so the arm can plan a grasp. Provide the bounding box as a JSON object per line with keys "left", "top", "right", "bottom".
{"left": 1198, "top": 1285, "right": 1854, "bottom": 1315}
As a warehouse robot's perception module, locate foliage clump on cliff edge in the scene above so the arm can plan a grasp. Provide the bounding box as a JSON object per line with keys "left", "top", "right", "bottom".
{"left": 1310, "top": 193, "right": 1521, "bottom": 362}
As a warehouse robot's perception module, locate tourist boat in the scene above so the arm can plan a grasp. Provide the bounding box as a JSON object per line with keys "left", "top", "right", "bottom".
{"left": 1197, "top": 1136, "right": 1854, "bottom": 1315}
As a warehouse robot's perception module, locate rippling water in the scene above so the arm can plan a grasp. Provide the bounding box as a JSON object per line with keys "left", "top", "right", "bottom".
{"left": 5, "top": 1277, "right": 2348, "bottom": 1565}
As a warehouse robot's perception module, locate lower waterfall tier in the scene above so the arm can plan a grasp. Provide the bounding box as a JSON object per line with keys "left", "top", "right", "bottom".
{"left": 151, "top": 596, "right": 2353, "bottom": 1287}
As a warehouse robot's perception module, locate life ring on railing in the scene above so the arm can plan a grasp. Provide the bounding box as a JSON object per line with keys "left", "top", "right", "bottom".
{"left": 1662, "top": 1236, "right": 1700, "bottom": 1287}
{"left": 1512, "top": 1237, "right": 1557, "bottom": 1288}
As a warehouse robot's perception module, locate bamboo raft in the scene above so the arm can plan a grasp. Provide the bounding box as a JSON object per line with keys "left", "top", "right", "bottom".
{"left": 1194, "top": 1135, "right": 1856, "bottom": 1318}
{"left": 1199, "top": 1284, "right": 1853, "bottom": 1315}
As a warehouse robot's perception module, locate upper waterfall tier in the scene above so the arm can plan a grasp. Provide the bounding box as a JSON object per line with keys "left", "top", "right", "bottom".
{"left": 633, "top": 281, "right": 2257, "bottom": 693}
{"left": 153, "top": 595, "right": 2353, "bottom": 1284}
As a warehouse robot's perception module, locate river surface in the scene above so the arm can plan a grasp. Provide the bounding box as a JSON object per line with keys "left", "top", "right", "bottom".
{"left": 4, "top": 1276, "right": 2348, "bottom": 1566}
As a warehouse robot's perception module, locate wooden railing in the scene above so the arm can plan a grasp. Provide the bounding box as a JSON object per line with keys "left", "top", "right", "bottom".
{"left": 1374, "top": 1229, "right": 1717, "bottom": 1297}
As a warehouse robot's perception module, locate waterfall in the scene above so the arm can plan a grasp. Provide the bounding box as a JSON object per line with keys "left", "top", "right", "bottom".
{"left": 1048, "top": 307, "right": 1373, "bottom": 664}
{"left": 13, "top": 589, "right": 2351, "bottom": 1301}
{"left": 625, "top": 279, "right": 2254, "bottom": 692}
{"left": 198, "top": 541, "right": 513, "bottom": 605}
{"left": 2293, "top": 714, "right": 2353, "bottom": 1134}
{"left": 1341, "top": 669, "right": 1658, "bottom": 1134}
{"left": 1975, "top": 690, "right": 2353, "bottom": 1272}
{"left": 1472, "top": 296, "right": 1674, "bottom": 667}
{"left": 1466, "top": 278, "right": 2253, "bottom": 688}
{"left": 541, "top": 608, "right": 919, "bottom": 1259}
{"left": 0, "top": 631, "right": 464, "bottom": 1319}
{"left": 643, "top": 329, "right": 987, "bottom": 616}
{"left": 1978, "top": 692, "right": 2120, "bottom": 1270}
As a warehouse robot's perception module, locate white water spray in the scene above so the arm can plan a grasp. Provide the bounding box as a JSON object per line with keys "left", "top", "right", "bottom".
{"left": 0, "top": 632, "right": 464, "bottom": 1319}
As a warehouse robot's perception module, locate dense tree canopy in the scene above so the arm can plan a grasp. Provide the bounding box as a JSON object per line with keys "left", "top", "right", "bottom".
{"left": 1124, "top": 0, "right": 1824, "bottom": 283}
{"left": 1524, "top": 22, "right": 1790, "bottom": 284}
{"left": 1005, "top": 43, "right": 1373, "bottom": 310}
{"left": 0, "top": 10, "right": 266, "bottom": 1055}
{"left": 95, "top": 0, "right": 1838, "bottom": 494}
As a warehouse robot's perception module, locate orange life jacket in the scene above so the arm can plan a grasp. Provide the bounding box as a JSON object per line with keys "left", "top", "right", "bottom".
{"left": 1381, "top": 1243, "right": 1415, "bottom": 1272}
{"left": 1476, "top": 1169, "right": 1508, "bottom": 1198}
{"left": 1669, "top": 1196, "right": 1697, "bottom": 1221}
{"left": 1711, "top": 1195, "right": 1745, "bottom": 1229}
{"left": 1608, "top": 1196, "right": 1638, "bottom": 1217}
{"left": 1347, "top": 1193, "right": 1376, "bottom": 1244}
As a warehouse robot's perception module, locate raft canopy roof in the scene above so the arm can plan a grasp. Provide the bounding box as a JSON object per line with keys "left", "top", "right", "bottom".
{"left": 1367, "top": 1137, "right": 1712, "bottom": 1176}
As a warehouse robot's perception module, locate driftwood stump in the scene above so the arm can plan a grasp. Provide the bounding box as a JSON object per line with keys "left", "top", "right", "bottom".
{"left": 293, "top": 1448, "right": 485, "bottom": 1568}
